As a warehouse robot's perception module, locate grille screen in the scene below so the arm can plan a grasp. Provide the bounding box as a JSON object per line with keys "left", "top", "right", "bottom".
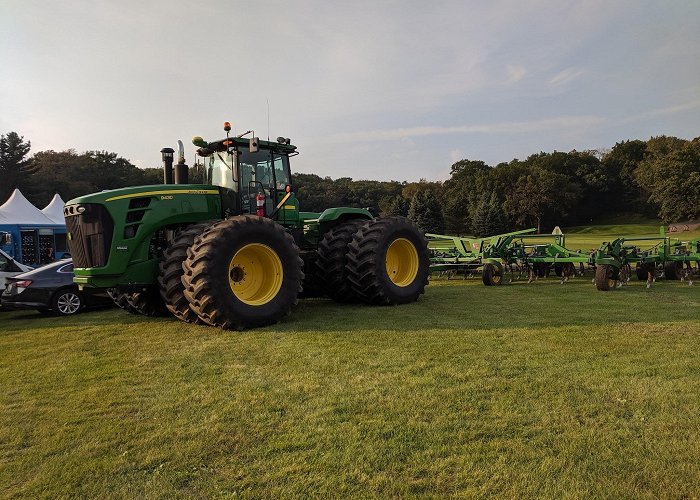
{"left": 65, "top": 204, "right": 114, "bottom": 268}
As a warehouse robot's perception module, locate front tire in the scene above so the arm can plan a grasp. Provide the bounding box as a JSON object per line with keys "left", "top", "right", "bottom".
{"left": 52, "top": 289, "right": 84, "bottom": 315}
{"left": 182, "top": 216, "right": 303, "bottom": 330}
{"left": 346, "top": 216, "right": 429, "bottom": 305}
{"left": 158, "top": 222, "right": 212, "bottom": 322}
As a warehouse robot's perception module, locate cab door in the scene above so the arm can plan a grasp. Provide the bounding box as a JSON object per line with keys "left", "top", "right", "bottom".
{"left": 271, "top": 154, "right": 299, "bottom": 225}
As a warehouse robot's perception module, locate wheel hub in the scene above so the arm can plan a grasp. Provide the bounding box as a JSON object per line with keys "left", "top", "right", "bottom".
{"left": 228, "top": 243, "right": 283, "bottom": 306}
{"left": 385, "top": 238, "right": 419, "bottom": 287}
{"left": 230, "top": 265, "right": 246, "bottom": 283}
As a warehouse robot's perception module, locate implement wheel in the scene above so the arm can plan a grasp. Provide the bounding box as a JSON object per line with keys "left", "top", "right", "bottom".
{"left": 182, "top": 215, "right": 303, "bottom": 330}
{"left": 158, "top": 222, "right": 212, "bottom": 322}
{"left": 595, "top": 264, "right": 618, "bottom": 291}
{"left": 535, "top": 263, "right": 550, "bottom": 278}
{"left": 636, "top": 262, "right": 653, "bottom": 281}
{"left": 664, "top": 261, "right": 682, "bottom": 280}
{"left": 316, "top": 219, "right": 368, "bottom": 301}
{"left": 482, "top": 263, "right": 502, "bottom": 286}
{"left": 346, "top": 216, "right": 429, "bottom": 305}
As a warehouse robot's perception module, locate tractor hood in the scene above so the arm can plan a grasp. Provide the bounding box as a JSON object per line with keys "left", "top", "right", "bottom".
{"left": 65, "top": 184, "right": 218, "bottom": 208}
{"left": 64, "top": 184, "right": 224, "bottom": 288}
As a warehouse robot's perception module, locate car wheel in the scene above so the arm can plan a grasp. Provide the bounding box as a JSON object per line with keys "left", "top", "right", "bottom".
{"left": 52, "top": 289, "right": 84, "bottom": 316}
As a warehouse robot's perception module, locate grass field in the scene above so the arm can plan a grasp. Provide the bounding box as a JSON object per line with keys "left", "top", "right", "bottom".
{"left": 563, "top": 219, "right": 700, "bottom": 251}
{"left": 1, "top": 276, "right": 699, "bottom": 497}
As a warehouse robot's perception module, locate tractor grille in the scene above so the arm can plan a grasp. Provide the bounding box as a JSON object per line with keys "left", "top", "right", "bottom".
{"left": 64, "top": 204, "right": 114, "bottom": 268}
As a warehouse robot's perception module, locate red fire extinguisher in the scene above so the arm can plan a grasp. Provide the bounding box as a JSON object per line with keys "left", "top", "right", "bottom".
{"left": 256, "top": 192, "right": 266, "bottom": 217}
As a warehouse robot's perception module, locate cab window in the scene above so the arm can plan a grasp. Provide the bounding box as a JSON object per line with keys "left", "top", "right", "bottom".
{"left": 273, "top": 154, "right": 291, "bottom": 190}
{"left": 208, "top": 153, "right": 237, "bottom": 191}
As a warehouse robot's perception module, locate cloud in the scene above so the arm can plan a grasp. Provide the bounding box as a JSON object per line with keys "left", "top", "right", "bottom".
{"left": 328, "top": 115, "right": 607, "bottom": 143}
{"left": 450, "top": 149, "right": 464, "bottom": 163}
{"left": 548, "top": 68, "right": 585, "bottom": 86}
{"left": 506, "top": 65, "right": 527, "bottom": 84}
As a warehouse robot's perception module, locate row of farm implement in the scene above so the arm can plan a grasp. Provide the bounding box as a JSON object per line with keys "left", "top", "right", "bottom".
{"left": 427, "top": 227, "right": 700, "bottom": 290}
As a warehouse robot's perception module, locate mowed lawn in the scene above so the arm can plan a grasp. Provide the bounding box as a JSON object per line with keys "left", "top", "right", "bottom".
{"left": 1, "top": 278, "right": 699, "bottom": 497}
{"left": 563, "top": 220, "right": 700, "bottom": 251}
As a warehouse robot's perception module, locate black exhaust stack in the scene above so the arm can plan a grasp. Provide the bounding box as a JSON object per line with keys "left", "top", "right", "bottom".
{"left": 174, "top": 140, "right": 189, "bottom": 184}
{"left": 161, "top": 147, "right": 174, "bottom": 184}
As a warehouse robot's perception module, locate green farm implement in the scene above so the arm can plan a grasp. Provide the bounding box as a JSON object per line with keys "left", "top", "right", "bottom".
{"left": 593, "top": 229, "right": 700, "bottom": 290}
{"left": 428, "top": 226, "right": 698, "bottom": 291}
{"left": 428, "top": 228, "right": 593, "bottom": 286}
{"left": 64, "top": 122, "right": 430, "bottom": 330}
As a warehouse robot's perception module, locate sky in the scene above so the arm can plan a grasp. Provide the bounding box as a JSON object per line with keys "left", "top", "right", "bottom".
{"left": 1, "top": 0, "right": 699, "bottom": 182}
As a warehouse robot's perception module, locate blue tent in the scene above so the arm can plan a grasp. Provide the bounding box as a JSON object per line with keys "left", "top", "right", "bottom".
{"left": 0, "top": 189, "right": 68, "bottom": 265}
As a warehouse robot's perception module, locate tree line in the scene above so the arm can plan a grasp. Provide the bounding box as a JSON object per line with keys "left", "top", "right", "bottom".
{"left": 1, "top": 131, "right": 698, "bottom": 236}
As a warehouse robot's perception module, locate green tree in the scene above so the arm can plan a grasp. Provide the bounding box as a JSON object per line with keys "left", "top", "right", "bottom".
{"left": 504, "top": 168, "right": 579, "bottom": 232}
{"left": 635, "top": 139, "right": 700, "bottom": 222}
{"left": 471, "top": 192, "right": 508, "bottom": 236}
{"left": 442, "top": 160, "right": 491, "bottom": 234}
{"left": 385, "top": 195, "right": 410, "bottom": 217}
{"left": 603, "top": 140, "right": 649, "bottom": 214}
{"left": 26, "top": 149, "right": 155, "bottom": 206}
{"left": 408, "top": 190, "right": 445, "bottom": 234}
{"left": 0, "top": 132, "right": 34, "bottom": 204}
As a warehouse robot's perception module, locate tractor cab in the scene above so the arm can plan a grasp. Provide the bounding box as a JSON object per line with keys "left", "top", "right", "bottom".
{"left": 194, "top": 124, "right": 298, "bottom": 225}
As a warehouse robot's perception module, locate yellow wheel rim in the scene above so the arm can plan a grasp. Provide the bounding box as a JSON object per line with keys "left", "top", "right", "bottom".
{"left": 385, "top": 238, "right": 419, "bottom": 287}
{"left": 228, "top": 243, "right": 283, "bottom": 306}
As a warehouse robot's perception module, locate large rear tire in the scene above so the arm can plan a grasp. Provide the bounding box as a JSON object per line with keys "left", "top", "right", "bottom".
{"left": 346, "top": 216, "right": 429, "bottom": 305}
{"left": 482, "top": 263, "right": 502, "bottom": 286}
{"left": 182, "top": 215, "right": 303, "bottom": 330}
{"left": 158, "top": 222, "right": 212, "bottom": 322}
{"left": 316, "top": 219, "right": 368, "bottom": 302}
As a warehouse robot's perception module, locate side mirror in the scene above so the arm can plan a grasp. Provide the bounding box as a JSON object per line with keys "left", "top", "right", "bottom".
{"left": 249, "top": 137, "right": 259, "bottom": 153}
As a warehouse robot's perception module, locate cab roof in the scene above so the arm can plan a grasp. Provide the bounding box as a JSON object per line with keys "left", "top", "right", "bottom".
{"left": 207, "top": 136, "right": 297, "bottom": 154}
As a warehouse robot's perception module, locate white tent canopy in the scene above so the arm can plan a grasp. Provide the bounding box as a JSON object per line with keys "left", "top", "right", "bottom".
{"left": 0, "top": 189, "right": 60, "bottom": 225}
{"left": 41, "top": 193, "right": 67, "bottom": 224}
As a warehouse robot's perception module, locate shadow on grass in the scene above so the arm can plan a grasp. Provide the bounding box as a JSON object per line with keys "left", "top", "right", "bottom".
{"left": 2, "top": 279, "right": 698, "bottom": 336}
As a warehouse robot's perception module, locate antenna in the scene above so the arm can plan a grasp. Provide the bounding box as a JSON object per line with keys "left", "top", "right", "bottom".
{"left": 266, "top": 97, "right": 270, "bottom": 141}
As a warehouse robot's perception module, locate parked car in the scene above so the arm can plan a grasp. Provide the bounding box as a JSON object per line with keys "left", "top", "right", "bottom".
{"left": 1, "top": 259, "right": 113, "bottom": 315}
{"left": 0, "top": 248, "right": 33, "bottom": 288}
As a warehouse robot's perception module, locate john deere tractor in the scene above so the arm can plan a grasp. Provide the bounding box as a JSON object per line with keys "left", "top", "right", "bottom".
{"left": 64, "top": 122, "right": 430, "bottom": 329}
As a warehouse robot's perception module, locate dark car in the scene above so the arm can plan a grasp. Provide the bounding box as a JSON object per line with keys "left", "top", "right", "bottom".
{"left": 1, "top": 259, "right": 113, "bottom": 315}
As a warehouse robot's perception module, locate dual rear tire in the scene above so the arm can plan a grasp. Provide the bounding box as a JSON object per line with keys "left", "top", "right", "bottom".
{"left": 345, "top": 217, "right": 430, "bottom": 305}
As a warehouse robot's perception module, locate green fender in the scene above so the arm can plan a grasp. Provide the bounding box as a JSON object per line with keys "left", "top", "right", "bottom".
{"left": 317, "top": 207, "right": 374, "bottom": 224}
{"left": 316, "top": 208, "right": 374, "bottom": 237}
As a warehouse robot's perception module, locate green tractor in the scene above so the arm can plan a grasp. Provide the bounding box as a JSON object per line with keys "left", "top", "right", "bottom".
{"left": 63, "top": 123, "right": 430, "bottom": 329}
